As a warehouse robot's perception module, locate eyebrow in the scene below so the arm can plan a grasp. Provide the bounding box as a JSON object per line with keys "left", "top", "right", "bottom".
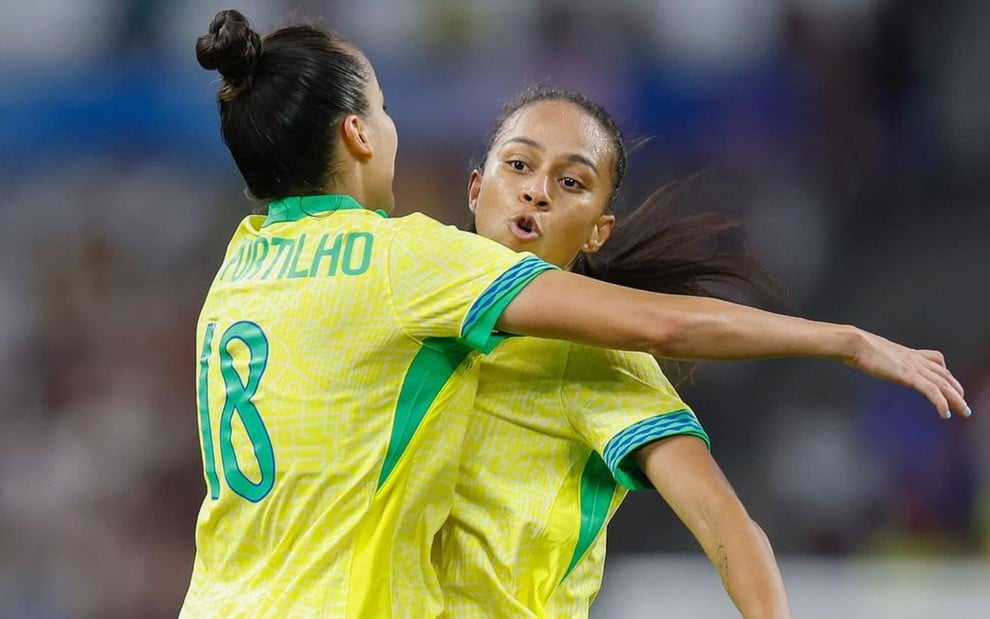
{"left": 503, "top": 137, "right": 599, "bottom": 174}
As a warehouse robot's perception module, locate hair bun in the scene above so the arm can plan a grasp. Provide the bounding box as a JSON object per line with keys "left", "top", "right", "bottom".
{"left": 196, "top": 9, "right": 262, "bottom": 86}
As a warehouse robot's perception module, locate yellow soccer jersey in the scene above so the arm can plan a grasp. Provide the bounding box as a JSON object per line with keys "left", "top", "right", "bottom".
{"left": 180, "top": 194, "right": 555, "bottom": 619}
{"left": 435, "top": 338, "right": 708, "bottom": 619}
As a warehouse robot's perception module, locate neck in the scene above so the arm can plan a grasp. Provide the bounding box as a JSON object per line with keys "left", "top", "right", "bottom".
{"left": 324, "top": 170, "right": 370, "bottom": 210}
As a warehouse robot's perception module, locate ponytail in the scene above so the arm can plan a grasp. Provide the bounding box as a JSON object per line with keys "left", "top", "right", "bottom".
{"left": 573, "top": 180, "right": 781, "bottom": 304}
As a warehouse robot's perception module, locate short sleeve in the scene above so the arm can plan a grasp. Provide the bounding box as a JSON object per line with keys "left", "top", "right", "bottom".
{"left": 561, "top": 346, "right": 709, "bottom": 490}
{"left": 386, "top": 213, "right": 557, "bottom": 353}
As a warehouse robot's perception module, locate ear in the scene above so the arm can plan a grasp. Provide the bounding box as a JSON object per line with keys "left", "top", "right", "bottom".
{"left": 467, "top": 168, "right": 483, "bottom": 214}
{"left": 582, "top": 214, "right": 615, "bottom": 254}
{"left": 340, "top": 114, "right": 374, "bottom": 162}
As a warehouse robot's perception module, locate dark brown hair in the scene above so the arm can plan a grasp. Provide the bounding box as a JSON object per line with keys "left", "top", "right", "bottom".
{"left": 196, "top": 9, "right": 370, "bottom": 200}
{"left": 575, "top": 179, "right": 774, "bottom": 301}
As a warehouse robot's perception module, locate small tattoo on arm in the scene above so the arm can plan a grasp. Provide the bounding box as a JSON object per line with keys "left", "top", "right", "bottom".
{"left": 717, "top": 545, "right": 729, "bottom": 586}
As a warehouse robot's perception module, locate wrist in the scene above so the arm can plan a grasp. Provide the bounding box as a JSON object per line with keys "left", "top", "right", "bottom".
{"left": 826, "top": 323, "right": 862, "bottom": 363}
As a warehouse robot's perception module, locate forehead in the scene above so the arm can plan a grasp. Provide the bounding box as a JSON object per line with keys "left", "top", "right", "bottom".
{"left": 496, "top": 100, "right": 613, "bottom": 164}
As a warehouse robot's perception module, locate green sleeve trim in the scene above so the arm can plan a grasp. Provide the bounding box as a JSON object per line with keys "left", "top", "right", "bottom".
{"left": 602, "top": 410, "right": 710, "bottom": 491}
{"left": 460, "top": 256, "right": 557, "bottom": 354}
{"left": 377, "top": 337, "right": 473, "bottom": 489}
{"left": 562, "top": 453, "right": 617, "bottom": 581}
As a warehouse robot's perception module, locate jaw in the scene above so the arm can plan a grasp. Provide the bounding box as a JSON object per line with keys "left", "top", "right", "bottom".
{"left": 497, "top": 230, "right": 533, "bottom": 254}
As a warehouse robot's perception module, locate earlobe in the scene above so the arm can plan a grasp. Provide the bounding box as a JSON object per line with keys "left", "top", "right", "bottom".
{"left": 582, "top": 214, "right": 615, "bottom": 254}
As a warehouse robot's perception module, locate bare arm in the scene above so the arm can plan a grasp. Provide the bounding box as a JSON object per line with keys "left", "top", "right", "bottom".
{"left": 635, "top": 436, "right": 790, "bottom": 619}
{"left": 497, "top": 270, "right": 968, "bottom": 418}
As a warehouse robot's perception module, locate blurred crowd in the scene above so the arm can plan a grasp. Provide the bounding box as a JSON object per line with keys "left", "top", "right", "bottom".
{"left": 1, "top": 1, "right": 988, "bottom": 617}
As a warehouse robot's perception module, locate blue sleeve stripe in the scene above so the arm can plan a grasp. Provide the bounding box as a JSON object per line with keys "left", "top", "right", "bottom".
{"left": 462, "top": 256, "right": 553, "bottom": 335}
{"left": 603, "top": 410, "right": 708, "bottom": 475}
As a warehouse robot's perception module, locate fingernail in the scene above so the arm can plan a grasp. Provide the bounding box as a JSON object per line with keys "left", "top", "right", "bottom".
{"left": 945, "top": 410, "right": 952, "bottom": 419}
{"left": 965, "top": 406, "right": 972, "bottom": 417}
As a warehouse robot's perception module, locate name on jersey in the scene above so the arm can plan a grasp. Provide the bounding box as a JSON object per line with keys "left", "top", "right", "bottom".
{"left": 219, "top": 232, "right": 374, "bottom": 282}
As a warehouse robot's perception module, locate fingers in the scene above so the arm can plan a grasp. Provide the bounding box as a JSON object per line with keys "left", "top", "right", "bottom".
{"left": 927, "top": 360, "right": 965, "bottom": 399}
{"left": 915, "top": 350, "right": 965, "bottom": 393}
{"left": 855, "top": 340, "right": 971, "bottom": 420}
{"left": 912, "top": 374, "right": 952, "bottom": 420}
{"left": 917, "top": 366, "right": 968, "bottom": 419}
{"left": 920, "top": 349, "right": 946, "bottom": 367}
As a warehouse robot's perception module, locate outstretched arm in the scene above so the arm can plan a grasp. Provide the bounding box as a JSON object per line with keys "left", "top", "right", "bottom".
{"left": 635, "top": 436, "right": 790, "bottom": 619}
{"left": 498, "top": 270, "right": 968, "bottom": 419}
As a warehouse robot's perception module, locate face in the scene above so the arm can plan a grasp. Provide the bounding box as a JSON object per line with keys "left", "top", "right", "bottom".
{"left": 470, "top": 100, "right": 616, "bottom": 268}
{"left": 355, "top": 55, "right": 398, "bottom": 212}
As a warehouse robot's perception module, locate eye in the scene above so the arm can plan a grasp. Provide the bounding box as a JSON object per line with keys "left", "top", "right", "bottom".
{"left": 507, "top": 160, "right": 528, "bottom": 172}
{"left": 561, "top": 177, "right": 585, "bottom": 190}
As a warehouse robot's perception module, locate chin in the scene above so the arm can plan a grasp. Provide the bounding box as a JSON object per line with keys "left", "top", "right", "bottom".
{"left": 502, "top": 238, "right": 529, "bottom": 253}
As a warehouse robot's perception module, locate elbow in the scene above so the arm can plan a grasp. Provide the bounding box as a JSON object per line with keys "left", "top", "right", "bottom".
{"left": 734, "top": 513, "right": 777, "bottom": 561}
{"left": 643, "top": 309, "right": 718, "bottom": 359}
{"left": 701, "top": 494, "right": 755, "bottom": 543}
{"left": 750, "top": 518, "right": 774, "bottom": 553}
{"left": 733, "top": 509, "right": 768, "bottom": 545}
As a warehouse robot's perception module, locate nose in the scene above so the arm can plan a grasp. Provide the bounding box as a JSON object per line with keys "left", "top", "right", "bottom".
{"left": 521, "top": 178, "right": 551, "bottom": 210}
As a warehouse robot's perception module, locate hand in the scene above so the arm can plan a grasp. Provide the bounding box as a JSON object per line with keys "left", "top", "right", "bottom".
{"left": 846, "top": 329, "right": 970, "bottom": 420}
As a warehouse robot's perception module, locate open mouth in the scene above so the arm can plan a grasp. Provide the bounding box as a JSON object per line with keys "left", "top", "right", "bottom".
{"left": 509, "top": 214, "right": 541, "bottom": 240}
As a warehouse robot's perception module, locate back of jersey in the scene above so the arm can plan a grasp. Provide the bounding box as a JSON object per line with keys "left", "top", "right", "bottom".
{"left": 180, "top": 195, "right": 553, "bottom": 618}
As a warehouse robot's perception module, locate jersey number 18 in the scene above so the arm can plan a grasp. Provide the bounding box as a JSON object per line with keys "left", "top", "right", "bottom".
{"left": 197, "top": 321, "right": 276, "bottom": 502}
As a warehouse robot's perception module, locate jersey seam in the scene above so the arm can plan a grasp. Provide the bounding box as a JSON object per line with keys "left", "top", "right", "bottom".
{"left": 524, "top": 340, "right": 586, "bottom": 572}
{"left": 382, "top": 217, "right": 425, "bottom": 348}
{"left": 612, "top": 354, "right": 677, "bottom": 392}
{"left": 547, "top": 452, "right": 617, "bottom": 598}
{"left": 548, "top": 484, "right": 622, "bottom": 602}
{"left": 550, "top": 347, "right": 604, "bottom": 601}
{"left": 557, "top": 342, "right": 591, "bottom": 447}
{"left": 527, "top": 453, "right": 592, "bottom": 596}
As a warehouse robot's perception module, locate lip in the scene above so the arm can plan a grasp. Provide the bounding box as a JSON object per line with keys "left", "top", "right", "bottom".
{"left": 508, "top": 213, "right": 541, "bottom": 241}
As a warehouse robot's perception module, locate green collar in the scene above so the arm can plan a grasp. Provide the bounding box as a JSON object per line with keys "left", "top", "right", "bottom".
{"left": 262, "top": 194, "right": 387, "bottom": 227}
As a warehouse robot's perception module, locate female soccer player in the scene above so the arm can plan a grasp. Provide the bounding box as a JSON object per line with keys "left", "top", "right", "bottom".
{"left": 434, "top": 88, "right": 962, "bottom": 618}
{"left": 186, "top": 10, "right": 966, "bottom": 618}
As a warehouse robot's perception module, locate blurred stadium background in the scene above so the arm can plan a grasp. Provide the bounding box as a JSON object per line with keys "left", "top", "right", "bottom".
{"left": 1, "top": 1, "right": 988, "bottom": 617}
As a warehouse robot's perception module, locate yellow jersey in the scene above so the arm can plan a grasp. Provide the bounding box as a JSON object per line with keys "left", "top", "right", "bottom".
{"left": 180, "top": 194, "right": 555, "bottom": 618}
{"left": 436, "top": 337, "right": 708, "bottom": 618}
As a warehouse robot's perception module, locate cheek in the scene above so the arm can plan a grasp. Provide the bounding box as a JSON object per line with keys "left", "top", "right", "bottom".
{"left": 387, "top": 118, "right": 398, "bottom": 151}
{"left": 563, "top": 206, "right": 600, "bottom": 235}
{"left": 472, "top": 191, "right": 497, "bottom": 230}
{"left": 555, "top": 207, "right": 602, "bottom": 247}
{"left": 373, "top": 114, "right": 397, "bottom": 154}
